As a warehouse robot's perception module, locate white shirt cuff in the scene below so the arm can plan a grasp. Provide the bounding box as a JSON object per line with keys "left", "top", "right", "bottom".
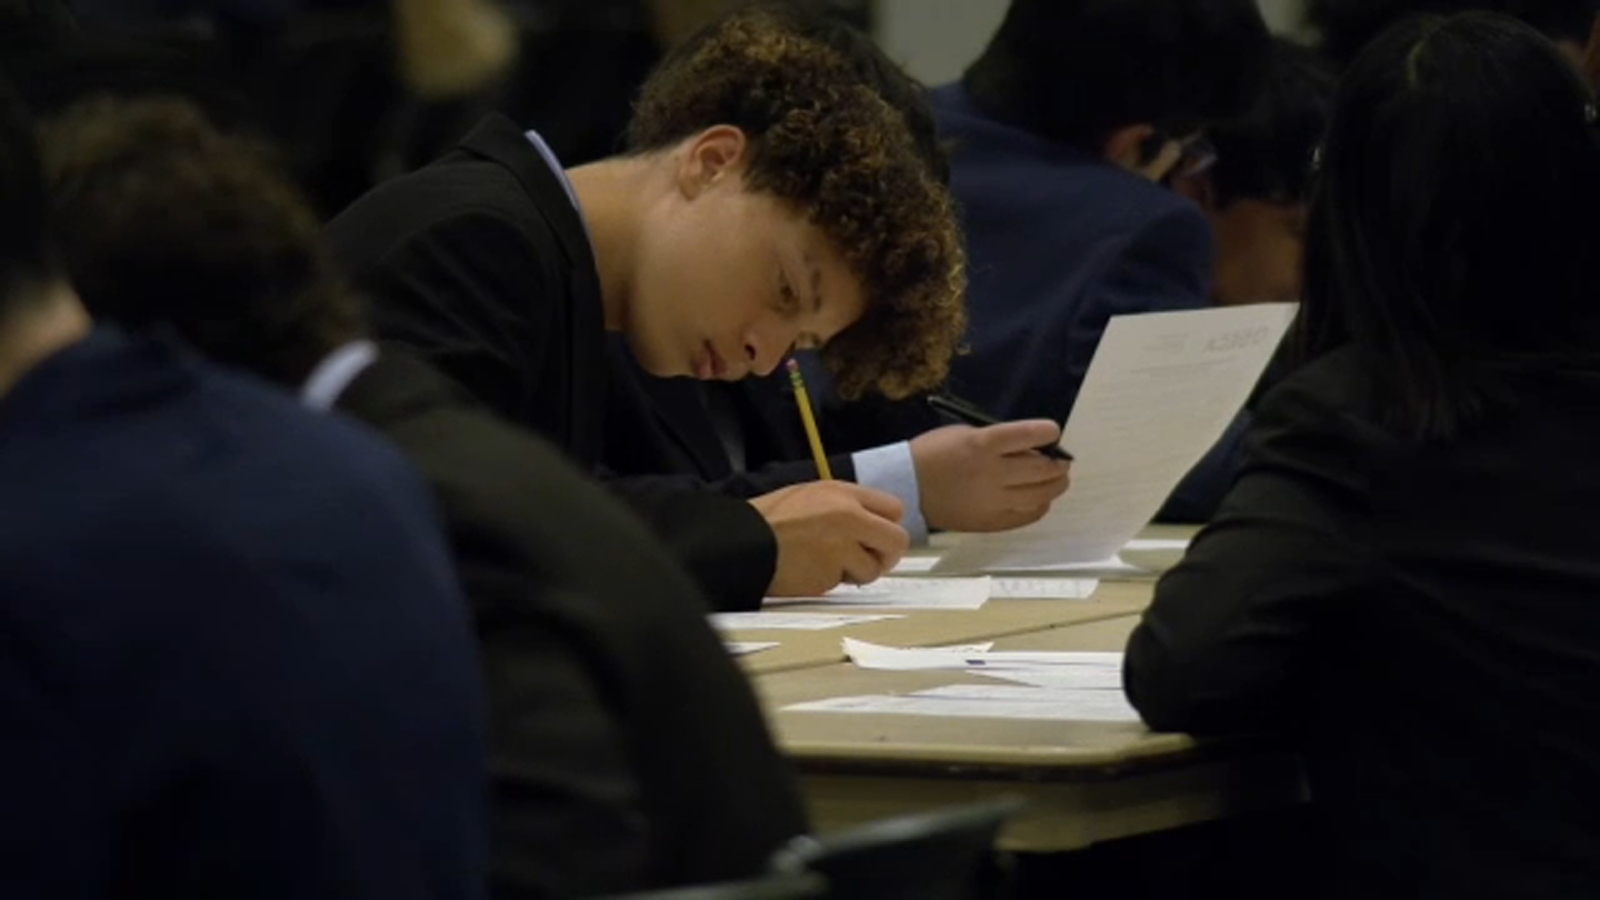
{"left": 850, "top": 441, "right": 929, "bottom": 544}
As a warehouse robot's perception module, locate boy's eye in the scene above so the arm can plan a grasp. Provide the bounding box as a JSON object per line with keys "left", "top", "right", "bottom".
{"left": 777, "top": 269, "right": 801, "bottom": 314}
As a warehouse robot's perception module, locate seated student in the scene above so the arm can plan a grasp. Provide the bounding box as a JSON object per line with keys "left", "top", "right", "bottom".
{"left": 324, "top": 3, "right": 1004, "bottom": 601}
{"left": 600, "top": 2, "right": 1072, "bottom": 541}
{"left": 933, "top": 0, "right": 1269, "bottom": 423}
{"left": 1125, "top": 14, "right": 1600, "bottom": 895}
{"left": 0, "top": 85, "right": 487, "bottom": 898}
{"left": 42, "top": 95, "right": 808, "bottom": 898}
{"left": 904, "top": 0, "right": 1267, "bottom": 522}
{"left": 1170, "top": 39, "right": 1336, "bottom": 309}
{"left": 1153, "top": 38, "right": 1337, "bottom": 519}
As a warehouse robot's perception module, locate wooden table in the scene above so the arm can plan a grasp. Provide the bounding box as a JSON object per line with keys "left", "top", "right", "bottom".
{"left": 752, "top": 597, "right": 1307, "bottom": 852}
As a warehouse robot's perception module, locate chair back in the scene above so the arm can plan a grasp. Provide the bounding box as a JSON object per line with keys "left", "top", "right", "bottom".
{"left": 600, "top": 872, "right": 827, "bottom": 900}
{"left": 770, "top": 796, "right": 1024, "bottom": 900}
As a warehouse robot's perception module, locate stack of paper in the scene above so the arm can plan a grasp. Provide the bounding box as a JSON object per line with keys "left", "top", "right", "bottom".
{"left": 989, "top": 578, "right": 1099, "bottom": 599}
{"left": 785, "top": 685, "right": 1139, "bottom": 723}
{"left": 935, "top": 304, "right": 1295, "bottom": 574}
{"left": 779, "top": 639, "right": 1141, "bottom": 724}
{"left": 765, "top": 576, "right": 992, "bottom": 610}
{"left": 843, "top": 638, "right": 1122, "bottom": 678}
{"left": 725, "top": 641, "right": 779, "bottom": 657}
{"left": 709, "top": 612, "right": 904, "bottom": 631}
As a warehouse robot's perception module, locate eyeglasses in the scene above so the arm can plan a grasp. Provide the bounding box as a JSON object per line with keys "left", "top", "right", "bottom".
{"left": 1172, "top": 135, "right": 1218, "bottom": 180}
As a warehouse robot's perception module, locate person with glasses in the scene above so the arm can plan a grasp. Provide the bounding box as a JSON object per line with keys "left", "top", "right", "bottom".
{"left": 1168, "top": 40, "right": 1335, "bottom": 310}
{"left": 1149, "top": 40, "right": 1338, "bottom": 522}
{"left": 915, "top": 0, "right": 1271, "bottom": 522}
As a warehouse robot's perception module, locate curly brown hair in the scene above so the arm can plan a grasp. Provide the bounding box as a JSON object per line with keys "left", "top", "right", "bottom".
{"left": 626, "top": 4, "right": 966, "bottom": 399}
{"left": 40, "top": 96, "right": 362, "bottom": 386}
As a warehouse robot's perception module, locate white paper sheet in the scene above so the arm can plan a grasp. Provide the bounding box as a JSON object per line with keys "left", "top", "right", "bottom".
{"left": 765, "top": 576, "right": 991, "bottom": 610}
{"left": 709, "top": 612, "right": 904, "bottom": 632}
{"left": 785, "top": 684, "right": 1141, "bottom": 723}
{"left": 984, "top": 555, "right": 1153, "bottom": 579}
{"left": 988, "top": 578, "right": 1099, "bottom": 600}
{"left": 935, "top": 304, "right": 1295, "bottom": 573}
{"left": 889, "top": 556, "right": 941, "bottom": 574}
{"left": 725, "top": 641, "right": 779, "bottom": 656}
{"left": 843, "top": 638, "right": 983, "bottom": 671}
{"left": 844, "top": 639, "right": 1120, "bottom": 672}
{"left": 964, "top": 650, "right": 1125, "bottom": 668}
{"left": 1123, "top": 538, "right": 1191, "bottom": 552}
{"left": 970, "top": 666, "right": 1123, "bottom": 691}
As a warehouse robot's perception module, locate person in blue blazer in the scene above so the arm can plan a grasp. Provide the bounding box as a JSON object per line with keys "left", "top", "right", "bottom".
{"left": 0, "top": 82, "right": 488, "bottom": 899}
{"left": 933, "top": 0, "right": 1271, "bottom": 521}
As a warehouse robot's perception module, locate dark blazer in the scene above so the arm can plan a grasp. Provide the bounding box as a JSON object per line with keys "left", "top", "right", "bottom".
{"left": 931, "top": 83, "right": 1241, "bottom": 522}
{"left": 0, "top": 330, "right": 487, "bottom": 899}
{"left": 335, "top": 350, "right": 808, "bottom": 897}
{"left": 601, "top": 338, "right": 855, "bottom": 494}
{"left": 324, "top": 113, "right": 776, "bottom": 610}
{"left": 1125, "top": 347, "right": 1600, "bottom": 898}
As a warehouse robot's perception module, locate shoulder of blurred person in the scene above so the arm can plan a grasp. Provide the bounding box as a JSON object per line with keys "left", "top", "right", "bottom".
{"left": 0, "top": 78, "right": 485, "bottom": 899}
{"left": 336, "top": 345, "right": 810, "bottom": 894}
{"left": 0, "top": 323, "right": 491, "bottom": 897}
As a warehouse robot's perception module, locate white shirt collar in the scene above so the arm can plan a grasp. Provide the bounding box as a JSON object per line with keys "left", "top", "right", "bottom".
{"left": 524, "top": 129, "right": 596, "bottom": 243}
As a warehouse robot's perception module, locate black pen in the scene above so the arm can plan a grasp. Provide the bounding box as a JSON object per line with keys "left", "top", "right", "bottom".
{"left": 927, "top": 394, "right": 1074, "bottom": 461}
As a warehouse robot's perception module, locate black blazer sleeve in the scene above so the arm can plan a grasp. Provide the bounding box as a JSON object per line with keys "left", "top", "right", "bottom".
{"left": 601, "top": 476, "right": 779, "bottom": 613}
{"left": 1124, "top": 367, "right": 1381, "bottom": 734}
{"left": 361, "top": 209, "right": 558, "bottom": 426}
{"left": 469, "top": 579, "right": 654, "bottom": 897}
{"left": 343, "top": 364, "right": 808, "bottom": 895}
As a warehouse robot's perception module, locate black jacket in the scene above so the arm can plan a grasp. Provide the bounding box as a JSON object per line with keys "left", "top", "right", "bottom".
{"left": 337, "top": 351, "right": 807, "bottom": 897}
{"left": 1126, "top": 347, "right": 1600, "bottom": 898}
{"left": 325, "top": 114, "right": 776, "bottom": 610}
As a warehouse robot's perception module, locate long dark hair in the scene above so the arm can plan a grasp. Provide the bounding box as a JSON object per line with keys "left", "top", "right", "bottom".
{"left": 1298, "top": 11, "right": 1600, "bottom": 439}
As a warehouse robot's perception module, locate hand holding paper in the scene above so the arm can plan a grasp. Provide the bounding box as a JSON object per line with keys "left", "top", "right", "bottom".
{"left": 937, "top": 304, "right": 1295, "bottom": 573}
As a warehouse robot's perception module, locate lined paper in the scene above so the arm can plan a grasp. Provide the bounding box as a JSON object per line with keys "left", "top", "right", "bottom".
{"left": 936, "top": 304, "right": 1294, "bottom": 573}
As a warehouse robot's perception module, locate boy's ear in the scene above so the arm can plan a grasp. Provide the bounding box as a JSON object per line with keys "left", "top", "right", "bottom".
{"left": 1101, "top": 124, "right": 1158, "bottom": 171}
{"left": 676, "top": 125, "right": 750, "bottom": 199}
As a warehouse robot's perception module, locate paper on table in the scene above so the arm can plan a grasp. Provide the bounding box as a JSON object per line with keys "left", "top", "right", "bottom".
{"left": 935, "top": 304, "right": 1295, "bottom": 573}
{"left": 986, "top": 556, "right": 1153, "bottom": 579}
{"left": 972, "top": 649, "right": 1120, "bottom": 663}
{"left": 785, "top": 684, "right": 1141, "bottom": 723}
{"left": 766, "top": 576, "right": 991, "bottom": 610}
{"left": 845, "top": 639, "right": 1120, "bottom": 672}
{"left": 890, "top": 556, "right": 940, "bottom": 574}
{"left": 842, "top": 638, "right": 996, "bottom": 670}
{"left": 971, "top": 666, "right": 1123, "bottom": 691}
{"left": 1123, "top": 538, "right": 1191, "bottom": 552}
{"left": 709, "top": 612, "right": 903, "bottom": 631}
{"left": 725, "top": 641, "right": 779, "bottom": 657}
{"left": 989, "top": 578, "right": 1099, "bottom": 600}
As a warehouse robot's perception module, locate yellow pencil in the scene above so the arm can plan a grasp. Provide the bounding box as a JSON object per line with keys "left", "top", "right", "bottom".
{"left": 786, "top": 358, "right": 834, "bottom": 481}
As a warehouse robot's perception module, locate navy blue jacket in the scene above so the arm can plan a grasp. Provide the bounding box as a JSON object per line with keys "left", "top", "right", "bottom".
{"left": 0, "top": 330, "right": 488, "bottom": 899}
{"left": 933, "top": 83, "right": 1244, "bottom": 521}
